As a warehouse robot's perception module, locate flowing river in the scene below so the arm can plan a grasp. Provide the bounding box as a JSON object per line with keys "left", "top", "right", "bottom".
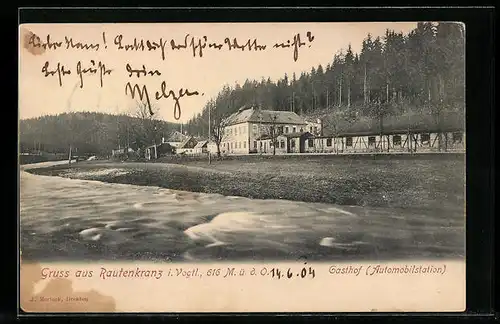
{"left": 20, "top": 161, "right": 465, "bottom": 262}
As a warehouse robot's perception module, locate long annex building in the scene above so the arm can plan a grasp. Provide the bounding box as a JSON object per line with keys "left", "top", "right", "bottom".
{"left": 221, "top": 106, "right": 465, "bottom": 155}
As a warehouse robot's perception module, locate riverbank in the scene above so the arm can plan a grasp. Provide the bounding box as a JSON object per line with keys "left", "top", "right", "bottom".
{"left": 26, "top": 154, "right": 465, "bottom": 211}
{"left": 19, "top": 153, "right": 69, "bottom": 165}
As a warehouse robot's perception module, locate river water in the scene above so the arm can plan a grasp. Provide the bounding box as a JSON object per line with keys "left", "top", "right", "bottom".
{"left": 20, "top": 162, "right": 465, "bottom": 262}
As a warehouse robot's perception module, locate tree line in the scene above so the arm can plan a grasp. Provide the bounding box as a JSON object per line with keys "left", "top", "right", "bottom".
{"left": 185, "top": 22, "right": 465, "bottom": 137}
{"left": 19, "top": 109, "right": 177, "bottom": 156}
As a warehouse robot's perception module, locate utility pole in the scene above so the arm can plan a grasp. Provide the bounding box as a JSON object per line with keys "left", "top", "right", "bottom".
{"left": 339, "top": 79, "right": 342, "bottom": 106}
{"left": 326, "top": 88, "right": 329, "bottom": 109}
{"left": 153, "top": 125, "right": 158, "bottom": 159}
{"left": 127, "top": 126, "right": 130, "bottom": 152}
{"left": 68, "top": 144, "right": 72, "bottom": 165}
{"left": 259, "top": 109, "right": 263, "bottom": 154}
{"left": 67, "top": 82, "right": 79, "bottom": 166}
{"left": 311, "top": 83, "right": 315, "bottom": 111}
{"left": 208, "top": 101, "right": 211, "bottom": 164}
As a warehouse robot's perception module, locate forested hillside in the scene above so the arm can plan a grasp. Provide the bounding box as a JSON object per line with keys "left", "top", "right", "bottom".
{"left": 20, "top": 22, "right": 464, "bottom": 156}
{"left": 185, "top": 22, "right": 465, "bottom": 136}
{"left": 20, "top": 109, "right": 178, "bottom": 156}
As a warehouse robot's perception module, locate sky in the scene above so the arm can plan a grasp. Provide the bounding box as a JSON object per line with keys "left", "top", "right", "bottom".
{"left": 19, "top": 22, "right": 417, "bottom": 124}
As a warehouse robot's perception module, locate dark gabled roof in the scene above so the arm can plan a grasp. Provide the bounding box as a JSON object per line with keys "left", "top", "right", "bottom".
{"left": 177, "top": 136, "right": 196, "bottom": 149}
{"left": 194, "top": 140, "right": 208, "bottom": 148}
{"left": 321, "top": 111, "right": 464, "bottom": 137}
{"left": 225, "top": 106, "right": 307, "bottom": 126}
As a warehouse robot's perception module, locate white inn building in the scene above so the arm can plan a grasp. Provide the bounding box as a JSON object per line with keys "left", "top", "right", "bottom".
{"left": 220, "top": 106, "right": 322, "bottom": 154}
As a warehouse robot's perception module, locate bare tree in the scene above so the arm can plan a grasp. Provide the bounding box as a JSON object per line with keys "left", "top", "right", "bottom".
{"left": 127, "top": 100, "right": 161, "bottom": 151}
{"left": 268, "top": 114, "right": 280, "bottom": 156}
{"left": 208, "top": 100, "right": 231, "bottom": 158}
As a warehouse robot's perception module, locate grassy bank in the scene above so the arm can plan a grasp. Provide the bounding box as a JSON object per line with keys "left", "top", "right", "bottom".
{"left": 19, "top": 153, "right": 68, "bottom": 165}
{"left": 27, "top": 154, "right": 465, "bottom": 210}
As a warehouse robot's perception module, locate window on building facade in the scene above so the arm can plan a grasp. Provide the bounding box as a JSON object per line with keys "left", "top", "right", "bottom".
{"left": 314, "top": 127, "right": 318, "bottom": 134}
{"left": 368, "top": 136, "right": 376, "bottom": 146}
{"left": 452, "top": 132, "right": 463, "bottom": 143}
{"left": 291, "top": 140, "right": 296, "bottom": 148}
{"left": 393, "top": 135, "right": 402, "bottom": 146}
{"left": 254, "top": 141, "right": 257, "bottom": 148}
{"left": 293, "top": 127, "right": 296, "bottom": 133}
{"left": 420, "top": 133, "right": 430, "bottom": 144}
{"left": 310, "top": 126, "right": 313, "bottom": 132}
{"left": 278, "top": 126, "right": 284, "bottom": 134}
{"left": 235, "top": 128, "right": 238, "bottom": 135}
{"left": 280, "top": 141, "right": 285, "bottom": 148}
{"left": 300, "top": 128, "right": 303, "bottom": 132}
{"left": 285, "top": 126, "right": 289, "bottom": 133}
{"left": 346, "top": 137, "right": 353, "bottom": 147}
{"left": 308, "top": 139, "right": 314, "bottom": 147}
{"left": 326, "top": 138, "right": 332, "bottom": 146}
{"left": 243, "top": 141, "right": 246, "bottom": 148}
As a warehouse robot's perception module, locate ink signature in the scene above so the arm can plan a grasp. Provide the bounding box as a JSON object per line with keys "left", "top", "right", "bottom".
{"left": 41, "top": 61, "right": 112, "bottom": 88}
{"left": 125, "top": 82, "right": 201, "bottom": 120}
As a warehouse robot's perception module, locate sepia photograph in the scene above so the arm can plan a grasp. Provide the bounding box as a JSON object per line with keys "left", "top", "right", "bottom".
{"left": 19, "top": 20, "right": 466, "bottom": 312}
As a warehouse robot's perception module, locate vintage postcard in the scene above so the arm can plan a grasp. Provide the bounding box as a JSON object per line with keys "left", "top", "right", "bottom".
{"left": 19, "top": 21, "right": 466, "bottom": 313}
